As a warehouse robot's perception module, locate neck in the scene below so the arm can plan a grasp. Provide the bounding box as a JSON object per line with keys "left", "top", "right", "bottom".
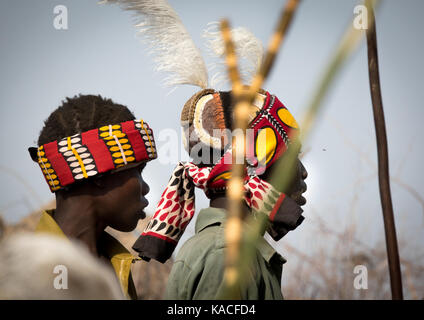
{"left": 210, "top": 196, "right": 251, "bottom": 214}
{"left": 209, "top": 196, "right": 227, "bottom": 210}
{"left": 210, "top": 195, "right": 268, "bottom": 236}
{"left": 54, "top": 192, "right": 105, "bottom": 257}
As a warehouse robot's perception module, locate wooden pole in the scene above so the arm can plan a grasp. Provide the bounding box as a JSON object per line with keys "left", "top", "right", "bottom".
{"left": 365, "top": 0, "right": 403, "bottom": 300}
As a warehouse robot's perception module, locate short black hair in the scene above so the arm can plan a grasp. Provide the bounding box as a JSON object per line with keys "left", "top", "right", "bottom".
{"left": 38, "top": 94, "right": 135, "bottom": 146}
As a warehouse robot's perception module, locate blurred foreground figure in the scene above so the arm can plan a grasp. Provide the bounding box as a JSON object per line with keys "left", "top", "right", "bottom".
{"left": 28, "top": 95, "right": 157, "bottom": 299}
{"left": 0, "top": 233, "right": 124, "bottom": 299}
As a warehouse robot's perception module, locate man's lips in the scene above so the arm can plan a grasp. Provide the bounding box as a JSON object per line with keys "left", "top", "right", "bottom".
{"left": 137, "top": 198, "right": 149, "bottom": 218}
{"left": 140, "top": 198, "right": 149, "bottom": 209}
{"left": 291, "top": 185, "right": 307, "bottom": 206}
{"left": 295, "top": 195, "right": 307, "bottom": 206}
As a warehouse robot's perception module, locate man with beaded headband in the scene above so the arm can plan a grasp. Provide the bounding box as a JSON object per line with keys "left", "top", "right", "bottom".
{"left": 106, "top": 0, "right": 308, "bottom": 299}
{"left": 29, "top": 94, "right": 157, "bottom": 299}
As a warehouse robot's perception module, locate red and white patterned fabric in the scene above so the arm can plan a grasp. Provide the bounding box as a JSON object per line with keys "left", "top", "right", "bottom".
{"left": 132, "top": 161, "right": 290, "bottom": 263}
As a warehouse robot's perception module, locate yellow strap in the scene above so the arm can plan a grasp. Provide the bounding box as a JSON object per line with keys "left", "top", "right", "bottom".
{"left": 140, "top": 119, "right": 155, "bottom": 158}
{"left": 38, "top": 146, "right": 55, "bottom": 186}
{"left": 67, "top": 137, "right": 88, "bottom": 178}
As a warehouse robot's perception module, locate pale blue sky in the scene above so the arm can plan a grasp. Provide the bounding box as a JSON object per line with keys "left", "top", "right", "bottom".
{"left": 1, "top": 1, "right": 423, "bottom": 262}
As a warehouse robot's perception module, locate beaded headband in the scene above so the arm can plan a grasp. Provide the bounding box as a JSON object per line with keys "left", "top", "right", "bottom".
{"left": 29, "top": 119, "right": 157, "bottom": 192}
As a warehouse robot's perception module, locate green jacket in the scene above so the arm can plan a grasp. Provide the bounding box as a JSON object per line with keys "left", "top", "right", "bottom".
{"left": 165, "top": 207, "right": 286, "bottom": 300}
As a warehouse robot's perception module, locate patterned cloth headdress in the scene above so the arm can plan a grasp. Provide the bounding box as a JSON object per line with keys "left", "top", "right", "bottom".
{"left": 133, "top": 89, "right": 304, "bottom": 262}
{"left": 29, "top": 119, "right": 157, "bottom": 192}
{"left": 105, "top": 0, "right": 304, "bottom": 263}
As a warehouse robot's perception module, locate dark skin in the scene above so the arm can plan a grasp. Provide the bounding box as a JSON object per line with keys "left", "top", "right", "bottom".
{"left": 210, "top": 158, "right": 308, "bottom": 213}
{"left": 261, "top": 158, "right": 308, "bottom": 206}
{"left": 53, "top": 163, "right": 150, "bottom": 257}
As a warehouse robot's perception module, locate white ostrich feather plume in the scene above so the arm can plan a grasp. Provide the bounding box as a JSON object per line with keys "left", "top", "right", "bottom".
{"left": 203, "top": 22, "right": 264, "bottom": 88}
{"left": 102, "top": 0, "right": 209, "bottom": 89}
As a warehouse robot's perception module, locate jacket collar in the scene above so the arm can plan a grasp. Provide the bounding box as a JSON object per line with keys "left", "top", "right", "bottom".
{"left": 195, "top": 207, "right": 286, "bottom": 265}
{"left": 36, "top": 210, "right": 136, "bottom": 299}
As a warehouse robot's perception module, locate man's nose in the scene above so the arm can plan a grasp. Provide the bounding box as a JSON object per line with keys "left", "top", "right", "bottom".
{"left": 141, "top": 179, "right": 150, "bottom": 196}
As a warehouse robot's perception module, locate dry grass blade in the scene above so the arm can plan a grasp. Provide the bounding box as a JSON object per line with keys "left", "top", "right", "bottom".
{"left": 220, "top": 19, "right": 246, "bottom": 294}
{"left": 250, "top": 0, "right": 300, "bottom": 93}
{"left": 219, "top": 0, "right": 302, "bottom": 298}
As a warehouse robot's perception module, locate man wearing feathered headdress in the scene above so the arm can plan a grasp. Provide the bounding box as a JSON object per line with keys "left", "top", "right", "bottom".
{"left": 106, "top": 0, "right": 308, "bottom": 299}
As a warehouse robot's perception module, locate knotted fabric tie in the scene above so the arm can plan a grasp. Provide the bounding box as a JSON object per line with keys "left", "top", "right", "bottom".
{"left": 132, "top": 161, "right": 303, "bottom": 263}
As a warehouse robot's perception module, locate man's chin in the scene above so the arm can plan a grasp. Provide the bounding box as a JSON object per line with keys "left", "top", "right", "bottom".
{"left": 116, "top": 218, "right": 143, "bottom": 232}
{"left": 111, "top": 210, "right": 147, "bottom": 232}
{"left": 137, "top": 210, "right": 147, "bottom": 220}
{"left": 115, "top": 224, "right": 137, "bottom": 233}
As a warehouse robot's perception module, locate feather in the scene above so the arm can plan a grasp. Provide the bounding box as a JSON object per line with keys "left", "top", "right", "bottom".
{"left": 203, "top": 22, "right": 264, "bottom": 88}
{"left": 204, "top": 23, "right": 264, "bottom": 87}
{"left": 101, "top": 0, "right": 209, "bottom": 89}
